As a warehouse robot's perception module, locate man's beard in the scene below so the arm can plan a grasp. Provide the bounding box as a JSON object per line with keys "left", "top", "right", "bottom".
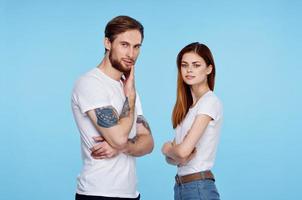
{"left": 109, "top": 51, "right": 132, "bottom": 78}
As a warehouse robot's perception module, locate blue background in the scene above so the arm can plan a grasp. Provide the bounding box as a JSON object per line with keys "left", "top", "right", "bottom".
{"left": 1, "top": 0, "right": 302, "bottom": 199}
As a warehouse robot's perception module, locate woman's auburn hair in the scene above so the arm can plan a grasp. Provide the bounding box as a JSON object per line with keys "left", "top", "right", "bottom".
{"left": 172, "top": 42, "right": 216, "bottom": 129}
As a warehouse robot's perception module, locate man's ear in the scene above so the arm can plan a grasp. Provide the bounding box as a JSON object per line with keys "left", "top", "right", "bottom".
{"left": 206, "top": 65, "right": 213, "bottom": 75}
{"left": 104, "top": 37, "right": 111, "bottom": 51}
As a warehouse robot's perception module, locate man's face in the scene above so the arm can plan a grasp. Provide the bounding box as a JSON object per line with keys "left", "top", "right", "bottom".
{"left": 107, "top": 30, "right": 142, "bottom": 74}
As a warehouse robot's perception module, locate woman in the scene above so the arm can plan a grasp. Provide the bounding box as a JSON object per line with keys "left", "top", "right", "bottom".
{"left": 162, "top": 42, "right": 223, "bottom": 200}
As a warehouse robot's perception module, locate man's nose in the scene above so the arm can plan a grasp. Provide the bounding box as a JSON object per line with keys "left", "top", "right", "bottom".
{"left": 126, "top": 47, "right": 134, "bottom": 58}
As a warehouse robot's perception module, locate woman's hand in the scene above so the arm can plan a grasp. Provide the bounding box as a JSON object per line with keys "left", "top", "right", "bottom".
{"left": 177, "top": 147, "right": 197, "bottom": 167}
{"left": 162, "top": 141, "right": 173, "bottom": 155}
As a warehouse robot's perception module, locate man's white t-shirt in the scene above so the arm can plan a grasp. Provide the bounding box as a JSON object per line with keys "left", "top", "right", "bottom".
{"left": 71, "top": 68, "right": 142, "bottom": 198}
{"left": 175, "top": 91, "right": 223, "bottom": 176}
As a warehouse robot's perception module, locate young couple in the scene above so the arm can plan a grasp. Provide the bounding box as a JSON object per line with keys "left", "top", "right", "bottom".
{"left": 71, "top": 15, "right": 223, "bottom": 200}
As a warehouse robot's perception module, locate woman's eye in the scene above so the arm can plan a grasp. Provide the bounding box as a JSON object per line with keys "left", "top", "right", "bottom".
{"left": 181, "top": 64, "right": 187, "bottom": 68}
{"left": 194, "top": 64, "right": 201, "bottom": 68}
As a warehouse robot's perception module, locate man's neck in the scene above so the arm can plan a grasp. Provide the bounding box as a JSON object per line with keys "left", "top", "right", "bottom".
{"left": 98, "top": 55, "right": 123, "bottom": 81}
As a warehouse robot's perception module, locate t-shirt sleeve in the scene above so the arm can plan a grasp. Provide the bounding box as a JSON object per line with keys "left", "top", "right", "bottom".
{"left": 197, "top": 96, "right": 222, "bottom": 121}
{"left": 73, "top": 77, "right": 111, "bottom": 114}
{"left": 135, "top": 92, "right": 143, "bottom": 116}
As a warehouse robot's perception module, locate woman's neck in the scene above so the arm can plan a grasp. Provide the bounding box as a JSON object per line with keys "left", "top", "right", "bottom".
{"left": 190, "top": 83, "right": 210, "bottom": 106}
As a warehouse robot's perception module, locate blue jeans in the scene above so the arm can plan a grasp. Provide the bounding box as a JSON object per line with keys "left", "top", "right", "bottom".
{"left": 174, "top": 179, "right": 220, "bottom": 200}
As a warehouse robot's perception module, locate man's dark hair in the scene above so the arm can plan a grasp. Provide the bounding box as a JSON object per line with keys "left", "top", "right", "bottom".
{"left": 104, "top": 15, "right": 144, "bottom": 50}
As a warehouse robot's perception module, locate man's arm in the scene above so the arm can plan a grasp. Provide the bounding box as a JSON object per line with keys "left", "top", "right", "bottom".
{"left": 87, "top": 66, "right": 136, "bottom": 150}
{"left": 87, "top": 98, "right": 135, "bottom": 150}
{"left": 91, "top": 115, "right": 154, "bottom": 159}
{"left": 123, "top": 115, "right": 154, "bottom": 157}
{"left": 90, "top": 136, "right": 119, "bottom": 159}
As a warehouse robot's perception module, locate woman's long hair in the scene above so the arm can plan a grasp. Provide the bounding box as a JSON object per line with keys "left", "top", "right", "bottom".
{"left": 172, "top": 42, "right": 216, "bottom": 128}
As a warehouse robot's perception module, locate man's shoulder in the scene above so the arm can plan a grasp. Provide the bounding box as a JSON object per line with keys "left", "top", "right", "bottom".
{"left": 78, "top": 68, "right": 98, "bottom": 80}
{"left": 72, "top": 68, "right": 107, "bottom": 94}
{"left": 75, "top": 68, "right": 102, "bottom": 87}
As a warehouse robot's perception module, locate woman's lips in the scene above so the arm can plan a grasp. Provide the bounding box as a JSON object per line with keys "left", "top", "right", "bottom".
{"left": 185, "top": 75, "right": 195, "bottom": 80}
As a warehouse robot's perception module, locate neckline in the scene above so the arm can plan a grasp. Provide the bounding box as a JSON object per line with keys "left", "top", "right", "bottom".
{"left": 189, "top": 90, "right": 212, "bottom": 110}
{"left": 95, "top": 68, "right": 123, "bottom": 86}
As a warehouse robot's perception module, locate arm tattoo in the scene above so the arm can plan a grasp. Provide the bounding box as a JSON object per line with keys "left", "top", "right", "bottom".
{"left": 137, "top": 115, "right": 152, "bottom": 134}
{"left": 95, "top": 106, "right": 119, "bottom": 128}
{"left": 119, "top": 97, "right": 130, "bottom": 119}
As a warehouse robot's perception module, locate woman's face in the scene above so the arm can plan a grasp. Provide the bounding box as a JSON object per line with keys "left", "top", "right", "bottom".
{"left": 180, "top": 52, "right": 212, "bottom": 86}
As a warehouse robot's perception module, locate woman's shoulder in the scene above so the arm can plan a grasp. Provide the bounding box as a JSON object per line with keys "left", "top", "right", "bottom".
{"left": 198, "top": 91, "right": 222, "bottom": 106}
{"left": 196, "top": 91, "right": 223, "bottom": 116}
{"left": 196, "top": 91, "right": 223, "bottom": 120}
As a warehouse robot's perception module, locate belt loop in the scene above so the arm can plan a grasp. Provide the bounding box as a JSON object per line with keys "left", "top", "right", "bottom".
{"left": 175, "top": 175, "right": 182, "bottom": 185}
{"left": 178, "top": 175, "right": 182, "bottom": 184}
{"left": 200, "top": 171, "right": 205, "bottom": 179}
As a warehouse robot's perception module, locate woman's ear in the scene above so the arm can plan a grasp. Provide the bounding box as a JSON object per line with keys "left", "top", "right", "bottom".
{"left": 206, "top": 65, "right": 213, "bottom": 75}
{"left": 104, "top": 37, "right": 111, "bottom": 51}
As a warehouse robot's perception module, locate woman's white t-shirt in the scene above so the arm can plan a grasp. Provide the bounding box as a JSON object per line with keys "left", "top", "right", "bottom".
{"left": 175, "top": 91, "right": 223, "bottom": 176}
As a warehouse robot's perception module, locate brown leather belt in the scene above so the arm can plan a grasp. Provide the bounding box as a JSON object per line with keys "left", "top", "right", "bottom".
{"left": 175, "top": 171, "right": 215, "bottom": 185}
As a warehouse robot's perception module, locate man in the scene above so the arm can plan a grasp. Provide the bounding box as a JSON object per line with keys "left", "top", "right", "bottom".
{"left": 71, "top": 16, "right": 154, "bottom": 200}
